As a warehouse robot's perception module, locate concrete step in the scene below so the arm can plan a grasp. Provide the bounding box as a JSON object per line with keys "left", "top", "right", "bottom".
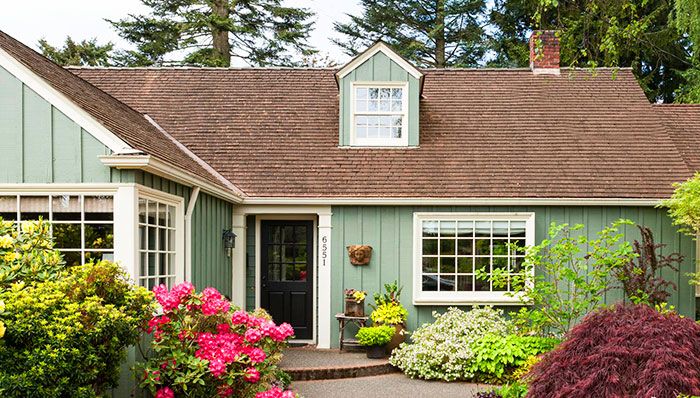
{"left": 280, "top": 347, "right": 400, "bottom": 381}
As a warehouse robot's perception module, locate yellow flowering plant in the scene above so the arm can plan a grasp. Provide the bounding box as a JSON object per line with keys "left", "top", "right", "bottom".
{"left": 0, "top": 218, "right": 65, "bottom": 287}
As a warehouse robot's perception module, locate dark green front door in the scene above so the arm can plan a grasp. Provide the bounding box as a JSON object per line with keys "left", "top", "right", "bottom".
{"left": 260, "top": 220, "right": 313, "bottom": 340}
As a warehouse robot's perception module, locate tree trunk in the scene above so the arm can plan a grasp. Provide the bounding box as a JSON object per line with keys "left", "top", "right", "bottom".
{"left": 211, "top": 0, "right": 231, "bottom": 67}
{"left": 435, "top": 0, "right": 446, "bottom": 67}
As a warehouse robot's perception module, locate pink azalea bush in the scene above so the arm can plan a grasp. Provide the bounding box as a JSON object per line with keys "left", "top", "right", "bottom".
{"left": 138, "top": 282, "right": 297, "bottom": 398}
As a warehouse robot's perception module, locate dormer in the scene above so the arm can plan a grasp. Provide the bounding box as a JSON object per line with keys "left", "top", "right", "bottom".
{"left": 336, "top": 41, "right": 423, "bottom": 147}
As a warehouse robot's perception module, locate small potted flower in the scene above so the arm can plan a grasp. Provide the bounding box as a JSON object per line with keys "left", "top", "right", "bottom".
{"left": 370, "top": 281, "right": 408, "bottom": 352}
{"left": 344, "top": 288, "right": 367, "bottom": 317}
{"left": 356, "top": 325, "right": 394, "bottom": 359}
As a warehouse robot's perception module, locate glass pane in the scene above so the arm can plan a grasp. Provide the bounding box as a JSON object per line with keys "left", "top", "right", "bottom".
{"left": 422, "top": 239, "right": 438, "bottom": 255}
{"left": 168, "top": 254, "right": 176, "bottom": 275}
{"left": 511, "top": 239, "right": 525, "bottom": 250}
{"left": 439, "top": 239, "right": 455, "bottom": 255}
{"left": 159, "top": 228, "right": 167, "bottom": 251}
{"left": 356, "top": 126, "right": 367, "bottom": 138}
{"left": 294, "top": 226, "right": 307, "bottom": 244}
{"left": 369, "top": 88, "right": 379, "bottom": 99}
{"left": 271, "top": 226, "right": 281, "bottom": 244}
{"left": 493, "top": 257, "right": 508, "bottom": 272}
{"left": 61, "top": 251, "right": 82, "bottom": 267}
{"left": 356, "top": 87, "right": 368, "bottom": 99}
{"left": 166, "top": 205, "right": 176, "bottom": 228}
{"left": 391, "top": 99, "right": 402, "bottom": 111}
{"left": 157, "top": 203, "right": 167, "bottom": 226}
{"left": 422, "top": 257, "right": 438, "bottom": 273}
{"left": 356, "top": 99, "right": 367, "bottom": 112}
{"left": 475, "top": 276, "right": 490, "bottom": 291}
{"left": 84, "top": 196, "right": 113, "bottom": 221}
{"left": 0, "top": 195, "right": 17, "bottom": 221}
{"left": 422, "top": 275, "right": 438, "bottom": 291}
{"left": 439, "top": 275, "right": 455, "bottom": 291}
{"left": 159, "top": 253, "right": 167, "bottom": 275}
{"left": 457, "top": 221, "right": 473, "bottom": 237}
{"left": 391, "top": 88, "right": 402, "bottom": 99}
{"left": 85, "top": 224, "right": 113, "bottom": 249}
{"left": 168, "top": 229, "right": 176, "bottom": 251}
{"left": 20, "top": 196, "right": 49, "bottom": 220}
{"left": 475, "top": 221, "right": 491, "bottom": 237}
{"left": 457, "top": 239, "right": 473, "bottom": 255}
{"left": 392, "top": 127, "right": 402, "bottom": 138}
{"left": 139, "top": 225, "right": 147, "bottom": 250}
{"left": 148, "top": 227, "right": 156, "bottom": 250}
{"left": 510, "top": 221, "right": 526, "bottom": 237}
{"left": 368, "top": 100, "right": 378, "bottom": 111}
{"left": 295, "top": 244, "right": 307, "bottom": 262}
{"left": 147, "top": 201, "right": 158, "bottom": 225}
{"left": 52, "top": 195, "right": 81, "bottom": 221}
{"left": 283, "top": 245, "right": 295, "bottom": 263}
{"left": 379, "top": 98, "right": 390, "bottom": 111}
{"left": 281, "top": 226, "right": 295, "bottom": 243}
{"left": 140, "top": 252, "right": 148, "bottom": 277}
{"left": 458, "top": 257, "right": 473, "bottom": 273}
{"left": 148, "top": 253, "right": 156, "bottom": 276}
{"left": 85, "top": 251, "right": 111, "bottom": 264}
{"left": 492, "top": 239, "right": 508, "bottom": 256}
{"left": 440, "top": 221, "right": 456, "bottom": 237}
{"left": 512, "top": 257, "right": 525, "bottom": 273}
{"left": 493, "top": 221, "right": 509, "bottom": 237}
{"left": 474, "top": 257, "right": 490, "bottom": 273}
{"left": 138, "top": 199, "right": 147, "bottom": 224}
{"left": 440, "top": 257, "right": 455, "bottom": 273}
{"left": 475, "top": 239, "right": 490, "bottom": 255}
{"left": 422, "top": 221, "right": 438, "bottom": 237}
{"left": 284, "top": 263, "right": 302, "bottom": 281}
{"left": 268, "top": 245, "right": 281, "bottom": 263}
{"left": 457, "top": 275, "right": 474, "bottom": 291}
{"left": 268, "top": 263, "right": 281, "bottom": 281}
{"left": 53, "top": 224, "right": 81, "bottom": 249}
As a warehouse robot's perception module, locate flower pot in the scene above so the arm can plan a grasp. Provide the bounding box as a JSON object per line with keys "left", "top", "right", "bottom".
{"left": 385, "top": 323, "right": 406, "bottom": 353}
{"left": 344, "top": 299, "right": 365, "bottom": 317}
{"left": 366, "top": 344, "right": 386, "bottom": 359}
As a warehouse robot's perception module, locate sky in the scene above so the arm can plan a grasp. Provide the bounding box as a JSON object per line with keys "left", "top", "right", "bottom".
{"left": 0, "top": 0, "right": 363, "bottom": 65}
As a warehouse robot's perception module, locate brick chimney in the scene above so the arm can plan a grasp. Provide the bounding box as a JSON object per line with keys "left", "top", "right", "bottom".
{"left": 529, "top": 30, "right": 560, "bottom": 75}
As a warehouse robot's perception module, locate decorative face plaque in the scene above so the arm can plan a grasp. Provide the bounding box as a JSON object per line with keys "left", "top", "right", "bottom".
{"left": 347, "top": 245, "right": 372, "bottom": 266}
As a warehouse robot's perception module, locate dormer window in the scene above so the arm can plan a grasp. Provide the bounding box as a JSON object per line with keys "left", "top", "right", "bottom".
{"left": 352, "top": 84, "right": 408, "bottom": 146}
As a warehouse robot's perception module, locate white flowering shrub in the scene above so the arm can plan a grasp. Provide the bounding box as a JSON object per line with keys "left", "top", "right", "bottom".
{"left": 389, "top": 306, "right": 512, "bottom": 381}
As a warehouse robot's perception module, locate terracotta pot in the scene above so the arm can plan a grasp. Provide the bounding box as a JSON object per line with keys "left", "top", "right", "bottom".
{"left": 344, "top": 299, "right": 365, "bottom": 317}
{"left": 366, "top": 344, "right": 386, "bottom": 359}
{"left": 385, "top": 323, "right": 406, "bottom": 353}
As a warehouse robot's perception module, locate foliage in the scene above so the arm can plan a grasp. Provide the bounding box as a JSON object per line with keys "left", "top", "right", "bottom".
{"left": 487, "top": 220, "right": 634, "bottom": 337}
{"left": 356, "top": 325, "right": 394, "bottom": 347}
{"left": 510, "top": 354, "right": 540, "bottom": 382}
{"left": 138, "top": 282, "right": 295, "bottom": 398}
{"left": 663, "top": 173, "right": 700, "bottom": 236}
{"left": 371, "top": 280, "right": 403, "bottom": 307}
{"left": 674, "top": 0, "right": 700, "bottom": 61}
{"left": 613, "top": 225, "right": 682, "bottom": 306}
{"left": 475, "top": 381, "right": 528, "bottom": 398}
{"left": 0, "top": 219, "right": 65, "bottom": 287}
{"left": 527, "top": 304, "right": 700, "bottom": 398}
{"left": 0, "top": 260, "right": 153, "bottom": 398}
{"left": 109, "top": 0, "right": 315, "bottom": 67}
{"left": 333, "top": 0, "right": 487, "bottom": 67}
{"left": 370, "top": 302, "right": 408, "bottom": 325}
{"left": 389, "top": 307, "right": 513, "bottom": 381}
{"left": 344, "top": 288, "right": 366, "bottom": 303}
{"left": 468, "top": 334, "right": 558, "bottom": 383}
{"left": 38, "top": 36, "right": 115, "bottom": 66}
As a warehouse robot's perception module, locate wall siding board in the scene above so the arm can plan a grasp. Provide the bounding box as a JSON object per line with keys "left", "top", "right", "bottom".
{"left": 0, "top": 67, "right": 23, "bottom": 183}
{"left": 329, "top": 205, "right": 696, "bottom": 348}
{"left": 22, "top": 86, "right": 52, "bottom": 182}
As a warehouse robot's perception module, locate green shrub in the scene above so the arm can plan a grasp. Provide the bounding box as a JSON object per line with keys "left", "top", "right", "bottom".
{"left": 389, "top": 307, "right": 512, "bottom": 381}
{"left": 370, "top": 302, "right": 408, "bottom": 325}
{"left": 468, "top": 334, "right": 559, "bottom": 383}
{"left": 0, "top": 260, "right": 153, "bottom": 397}
{"left": 356, "top": 325, "right": 394, "bottom": 347}
{"left": 0, "top": 219, "right": 65, "bottom": 286}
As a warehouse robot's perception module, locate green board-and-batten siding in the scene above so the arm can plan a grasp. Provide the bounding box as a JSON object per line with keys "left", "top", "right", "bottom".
{"left": 330, "top": 205, "right": 696, "bottom": 348}
{"left": 339, "top": 51, "right": 420, "bottom": 146}
{"left": 0, "top": 66, "right": 120, "bottom": 183}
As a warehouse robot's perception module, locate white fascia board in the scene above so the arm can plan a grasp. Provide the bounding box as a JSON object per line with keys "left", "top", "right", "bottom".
{"left": 0, "top": 47, "right": 136, "bottom": 154}
{"left": 336, "top": 42, "right": 423, "bottom": 80}
{"left": 241, "top": 197, "right": 662, "bottom": 207}
{"left": 100, "top": 155, "right": 243, "bottom": 204}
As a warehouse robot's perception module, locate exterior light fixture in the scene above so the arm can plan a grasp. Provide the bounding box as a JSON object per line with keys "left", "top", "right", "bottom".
{"left": 222, "top": 229, "right": 236, "bottom": 257}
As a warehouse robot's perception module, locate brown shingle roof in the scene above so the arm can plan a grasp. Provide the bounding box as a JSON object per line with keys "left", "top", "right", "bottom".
{"left": 655, "top": 104, "right": 700, "bottom": 172}
{"left": 70, "top": 66, "right": 693, "bottom": 199}
{"left": 0, "top": 30, "right": 238, "bottom": 196}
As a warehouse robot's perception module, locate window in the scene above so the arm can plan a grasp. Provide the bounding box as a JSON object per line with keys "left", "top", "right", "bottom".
{"left": 0, "top": 194, "right": 114, "bottom": 266}
{"left": 352, "top": 84, "right": 408, "bottom": 146}
{"left": 138, "top": 197, "right": 179, "bottom": 289}
{"left": 413, "top": 213, "right": 535, "bottom": 304}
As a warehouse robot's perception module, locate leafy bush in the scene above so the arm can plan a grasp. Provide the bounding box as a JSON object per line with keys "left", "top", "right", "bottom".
{"left": 527, "top": 304, "right": 700, "bottom": 398}
{"left": 389, "top": 307, "right": 512, "bottom": 381}
{"left": 468, "top": 334, "right": 558, "bottom": 383}
{"left": 371, "top": 280, "right": 403, "bottom": 307}
{"left": 0, "top": 219, "right": 64, "bottom": 286}
{"left": 614, "top": 225, "right": 682, "bottom": 306}
{"left": 370, "top": 302, "right": 408, "bottom": 325}
{"left": 475, "top": 382, "right": 528, "bottom": 398}
{"left": 488, "top": 220, "right": 634, "bottom": 337}
{"left": 356, "top": 325, "right": 394, "bottom": 347}
{"left": 0, "top": 260, "right": 153, "bottom": 397}
{"left": 138, "top": 283, "right": 296, "bottom": 398}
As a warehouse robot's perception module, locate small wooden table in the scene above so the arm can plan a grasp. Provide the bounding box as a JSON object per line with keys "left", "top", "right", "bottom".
{"left": 335, "top": 313, "right": 369, "bottom": 351}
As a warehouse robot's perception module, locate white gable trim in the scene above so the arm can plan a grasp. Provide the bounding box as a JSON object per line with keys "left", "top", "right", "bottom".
{"left": 0, "top": 47, "right": 136, "bottom": 154}
{"left": 336, "top": 42, "right": 423, "bottom": 80}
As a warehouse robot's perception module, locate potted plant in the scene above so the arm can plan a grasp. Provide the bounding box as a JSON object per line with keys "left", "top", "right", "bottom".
{"left": 344, "top": 288, "right": 367, "bottom": 317}
{"left": 370, "top": 281, "right": 408, "bottom": 352}
{"left": 356, "top": 325, "right": 394, "bottom": 359}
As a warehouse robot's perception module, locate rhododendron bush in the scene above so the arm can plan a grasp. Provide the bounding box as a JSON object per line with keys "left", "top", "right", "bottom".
{"left": 527, "top": 304, "right": 700, "bottom": 398}
{"left": 139, "top": 283, "right": 296, "bottom": 398}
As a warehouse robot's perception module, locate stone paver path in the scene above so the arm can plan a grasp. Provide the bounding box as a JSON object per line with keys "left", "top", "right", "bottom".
{"left": 291, "top": 373, "right": 492, "bottom": 398}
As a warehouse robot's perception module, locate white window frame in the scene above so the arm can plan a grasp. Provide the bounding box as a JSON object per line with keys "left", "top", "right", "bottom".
{"left": 350, "top": 81, "right": 409, "bottom": 147}
{"left": 135, "top": 187, "right": 186, "bottom": 289}
{"left": 412, "top": 212, "right": 535, "bottom": 305}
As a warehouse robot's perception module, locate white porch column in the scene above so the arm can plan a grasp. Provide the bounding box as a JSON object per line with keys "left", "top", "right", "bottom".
{"left": 113, "top": 185, "right": 138, "bottom": 281}
{"left": 232, "top": 212, "right": 247, "bottom": 308}
{"left": 317, "top": 210, "right": 333, "bottom": 349}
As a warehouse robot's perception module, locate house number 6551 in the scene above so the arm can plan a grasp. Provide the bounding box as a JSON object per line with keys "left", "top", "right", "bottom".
{"left": 321, "top": 235, "right": 328, "bottom": 267}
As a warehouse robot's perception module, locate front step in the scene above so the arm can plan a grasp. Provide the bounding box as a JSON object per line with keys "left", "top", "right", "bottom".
{"left": 280, "top": 348, "right": 400, "bottom": 381}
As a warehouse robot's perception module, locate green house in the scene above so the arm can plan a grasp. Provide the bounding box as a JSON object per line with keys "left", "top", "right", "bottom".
{"left": 0, "top": 28, "right": 698, "bottom": 356}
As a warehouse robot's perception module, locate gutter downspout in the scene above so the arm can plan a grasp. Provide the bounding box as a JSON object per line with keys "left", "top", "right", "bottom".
{"left": 185, "top": 187, "right": 201, "bottom": 281}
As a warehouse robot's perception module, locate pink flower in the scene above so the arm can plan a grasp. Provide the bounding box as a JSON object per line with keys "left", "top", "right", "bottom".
{"left": 201, "top": 287, "right": 231, "bottom": 315}
{"left": 208, "top": 358, "right": 227, "bottom": 377}
{"left": 231, "top": 310, "right": 249, "bottom": 324}
{"left": 218, "top": 386, "right": 235, "bottom": 397}
{"left": 244, "top": 367, "right": 260, "bottom": 383}
{"left": 256, "top": 387, "right": 296, "bottom": 398}
{"left": 244, "top": 328, "right": 262, "bottom": 343}
{"left": 245, "top": 347, "right": 266, "bottom": 363}
{"left": 155, "top": 387, "right": 174, "bottom": 398}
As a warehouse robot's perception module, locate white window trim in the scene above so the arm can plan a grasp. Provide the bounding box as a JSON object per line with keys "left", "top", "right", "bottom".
{"left": 412, "top": 212, "right": 536, "bottom": 305}
{"left": 350, "top": 81, "right": 409, "bottom": 147}
{"left": 135, "top": 186, "right": 187, "bottom": 287}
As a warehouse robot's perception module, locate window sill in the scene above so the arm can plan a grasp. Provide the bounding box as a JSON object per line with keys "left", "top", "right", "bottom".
{"left": 413, "top": 291, "right": 528, "bottom": 306}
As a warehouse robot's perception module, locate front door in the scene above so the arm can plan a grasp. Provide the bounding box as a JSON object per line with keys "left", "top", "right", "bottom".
{"left": 260, "top": 220, "right": 314, "bottom": 340}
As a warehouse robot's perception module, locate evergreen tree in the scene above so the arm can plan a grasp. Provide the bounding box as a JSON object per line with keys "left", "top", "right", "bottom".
{"left": 38, "top": 37, "right": 114, "bottom": 67}
{"left": 110, "top": 0, "right": 316, "bottom": 67}
{"left": 333, "top": 0, "right": 487, "bottom": 68}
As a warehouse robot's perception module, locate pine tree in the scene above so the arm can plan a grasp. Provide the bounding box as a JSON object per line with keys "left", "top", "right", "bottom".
{"left": 39, "top": 37, "right": 114, "bottom": 67}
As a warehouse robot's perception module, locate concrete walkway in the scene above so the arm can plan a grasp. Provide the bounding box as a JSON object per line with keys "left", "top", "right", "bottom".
{"left": 291, "top": 373, "right": 493, "bottom": 398}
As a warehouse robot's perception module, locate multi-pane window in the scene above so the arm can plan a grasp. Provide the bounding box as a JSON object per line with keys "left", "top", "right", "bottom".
{"left": 138, "top": 198, "right": 178, "bottom": 289}
{"left": 353, "top": 85, "right": 407, "bottom": 146}
{"left": 414, "top": 213, "right": 534, "bottom": 303}
{"left": 0, "top": 194, "right": 114, "bottom": 266}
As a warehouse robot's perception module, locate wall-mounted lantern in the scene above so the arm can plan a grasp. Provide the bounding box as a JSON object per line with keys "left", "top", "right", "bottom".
{"left": 222, "top": 229, "right": 236, "bottom": 257}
